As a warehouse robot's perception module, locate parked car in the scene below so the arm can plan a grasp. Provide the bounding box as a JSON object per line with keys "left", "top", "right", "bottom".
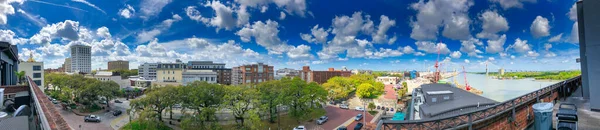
{"left": 340, "top": 104, "right": 349, "bottom": 109}
{"left": 99, "top": 100, "right": 107, "bottom": 104}
{"left": 355, "top": 107, "right": 365, "bottom": 111}
{"left": 385, "top": 108, "right": 389, "bottom": 111}
{"left": 113, "top": 110, "right": 122, "bottom": 116}
{"left": 390, "top": 108, "right": 394, "bottom": 112}
{"left": 354, "top": 123, "right": 364, "bottom": 130}
{"left": 337, "top": 126, "right": 348, "bottom": 130}
{"left": 316, "top": 116, "right": 328, "bottom": 125}
{"left": 84, "top": 115, "right": 101, "bottom": 122}
{"left": 293, "top": 125, "right": 305, "bottom": 130}
{"left": 377, "top": 106, "right": 381, "bottom": 109}
{"left": 173, "top": 104, "right": 182, "bottom": 108}
{"left": 355, "top": 114, "right": 363, "bottom": 121}
{"left": 51, "top": 99, "right": 58, "bottom": 104}
{"left": 114, "top": 100, "right": 123, "bottom": 103}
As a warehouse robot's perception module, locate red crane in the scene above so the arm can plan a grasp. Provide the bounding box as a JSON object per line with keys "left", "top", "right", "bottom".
{"left": 434, "top": 41, "right": 441, "bottom": 83}
{"left": 462, "top": 66, "right": 471, "bottom": 91}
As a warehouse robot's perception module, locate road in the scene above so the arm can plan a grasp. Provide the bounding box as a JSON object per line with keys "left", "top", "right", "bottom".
{"left": 347, "top": 110, "right": 374, "bottom": 130}
{"left": 305, "top": 106, "right": 372, "bottom": 130}
{"left": 56, "top": 98, "right": 131, "bottom": 130}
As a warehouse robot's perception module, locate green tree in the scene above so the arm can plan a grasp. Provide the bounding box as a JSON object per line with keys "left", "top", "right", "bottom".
{"left": 322, "top": 77, "right": 355, "bottom": 100}
{"left": 283, "top": 77, "right": 327, "bottom": 123}
{"left": 357, "top": 83, "right": 376, "bottom": 98}
{"left": 180, "top": 81, "right": 225, "bottom": 122}
{"left": 257, "top": 80, "right": 284, "bottom": 123}
{"left": 97, "top": 81, "right": 120, "bottom": 108}
{"left": 224, "top": 85, "right": 258, "bottom": 127}
{"left": 368, "top": 102, "right": 376, "bottom": 111}
{"left": 131, "top": 86, "right": 179, "bottom": 122}
{"left": 397, "top": 82, "right": 408, "bottom": 98}
{"left": 15, "top": 71, "right": 25, "bottom": 84}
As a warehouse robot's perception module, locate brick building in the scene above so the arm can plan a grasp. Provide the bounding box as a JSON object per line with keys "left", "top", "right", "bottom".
{"left": 187, "top": 61, "right": 231, "bottom": 85}
{"left": 299, "top": 66, "right": 352, "bottom": 84}
{"left": 231, "top": 63, "right": 274, "bottom": 85}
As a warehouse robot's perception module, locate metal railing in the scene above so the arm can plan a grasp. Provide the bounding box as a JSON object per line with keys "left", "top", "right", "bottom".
{"left": 377, "top": 76, "right": 582, "bottom": 130}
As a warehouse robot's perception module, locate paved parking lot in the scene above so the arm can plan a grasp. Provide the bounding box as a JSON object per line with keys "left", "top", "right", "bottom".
{"left": 55, "top": 99, "right": 130, "bottom": 130}
{"left": 347, "top": 111, "right": 374, "bottom": 130}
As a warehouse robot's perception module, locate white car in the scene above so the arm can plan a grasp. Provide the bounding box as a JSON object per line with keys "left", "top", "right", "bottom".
{"left": 355, "top": 107, "right": 365, "bottom": 111}
{"left": 293, "top": 125, "right": 305, "bottom": 130}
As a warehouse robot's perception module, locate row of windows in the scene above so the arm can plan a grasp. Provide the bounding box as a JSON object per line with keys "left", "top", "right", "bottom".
{"left": 183, "top": 77, "right": 216, "bottom": 81}
{"left": 33, "top": 66, "right": 42, "bottom": 71}
{"left": 163, "top": 70, "right": 177, "bottom": 74}
{"left": 33, "top": 73, "right": 42, "bottom": 78}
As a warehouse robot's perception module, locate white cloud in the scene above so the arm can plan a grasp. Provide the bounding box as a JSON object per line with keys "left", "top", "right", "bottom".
{"left": 510, "top": 55, "right": 515, "bottom": 59}
{"left": 464, "top": 59, "right": 470, "bottom": 63}
{"left": 337, "top": 57, "right": 348, "bottom": 61}
{"left": 568, "top": 3, "right": 577, "bottom": 21}
{"left": 401, "top": 46, "right": 415, "bottom": 54}
{"left": 185, "top": 6, "right": 208, "bottom": 23}
{"left": 544, "top": 52, "right": 556, "bottom": 57}
{"left": 235, "top": 0, "right": 308, "bottom": 17}
{"left": 237, "top": 20, "right": 292, "bottom": 55}
{"left": 526, "top": 51, "right": 539, "bottom": 57}
{"left": 193, "top": 1, "right": 250, "bottom": 31}
{"left": 414, "top": 52, "right": 426, "bottom": 56}
{"left": 139, "top": 0, "right": 173, "bottom": 20}
{"left": 30, "top": 20, "right": 81, "bottom": 44}
{"left": 279, "top": 11, "right": 286, "bottom": 20}
{"left": 0, "top": 30, "right": 28, "bottom": 45}
{"left": 17, "top": 9, "right": 47, "bottom": 27}
{"left": 488, "top": 57, "right": 495, "bottom": 61}
{"left": 460, "top": 38, "right": 483, "bottom": 57}
{"left": 312, "top": 60, "right": 326, "bottom": 64}
{"left": 485, "top": 34, "right": 506, "bottom": 54}
{"left": 415, "top": 41, "right": 450, "bottom": 54}
{"left": 476, "top": 10, "right": 509, "bottom": 39}
{"left": 119, "top": 4, "right": 135, "bottom": 19}
{"left": 0, "top": 0, "right": 24, "bottom": 25}
{"left": 568, "top": 22, "right": 578, "bottom": 43}
{"left": 91, "top": 39, "right": 131, "bottom": 56}
{"left": 544, "top": 43, "right": 552, "bottom": 51}
{"left": 300, "top": 25, "right": 329, "bottom": 44}
{"left": 530, "top": 16, "right": 551, "bottom": 38}
{"left": 370, "top": 48, "right": 403, "bottom": 59}
{"left": 96, "top": 26, "right": 111, "bottom": 38}
{"left": 409, "top": 0, "right": 473, "bottom": 41}
{"left": 71, "top": 0, "right": 106, "bottom": 14}
{"left": 548, "top": 33, "right": 562, "bottom": 42}
{"left": 287, "top": 44, "right": 314, "bottom": 60}
{"left": 510, "top": 38, "right": 531, "bottom": 53}
{"left": 136, "top": 14, "right": 182, "bottom": 43}
{"left": 490, "top": 0, "right": 537, "bottom": 10}
{"left": 450, "top": 51, "right": 462, "bottom": 59}
{"left": 388, "top": 35, "right": 397, "bottom": 44}
{"left": 317, "top": 12, "right": 384, "bottom": 59}
{"left": 372, "top": 15, "right": 396, "bottom": 43}
{"left": 355, "top": 39, "right": 372, "bottom": 47}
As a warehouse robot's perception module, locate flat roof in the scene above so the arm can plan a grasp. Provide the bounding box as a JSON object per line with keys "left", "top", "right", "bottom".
{"left": 0, "top": 116, "right": 29, "bottom": 129}
{"left": 419, "top": 84, "right": 497, "bottom": 119}
{"left": 426, "top": 90, "right": 453, "bottom": 95}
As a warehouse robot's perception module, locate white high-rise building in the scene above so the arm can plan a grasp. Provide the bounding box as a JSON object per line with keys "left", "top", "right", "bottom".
{"left": 70, "top": 45, "right": 91, "bottom": 74}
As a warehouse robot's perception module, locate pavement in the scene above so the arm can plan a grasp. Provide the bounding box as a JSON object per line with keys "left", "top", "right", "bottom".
{"left": 305, "top": 106, "right": 375, "bottom": 130}
{"left": 346, "top": 110, "right": 374, "bottom": 130}
{"left": 55, "top": 98, "right": 131, "bottom": 130}
{"left": 383, "top": 84, "right": 397, "bottom": 99}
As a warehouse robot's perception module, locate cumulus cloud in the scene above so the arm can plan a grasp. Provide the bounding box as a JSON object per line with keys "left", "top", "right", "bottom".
{"left": 464, "top": 59, "right": 470, "bottom": 63}
{"left": 460, "top": 38, "right": 483, "bottom": 57}
{"left": 119, "top": 4, "right": 135, "bottom": 18}
{"left": 568, "top": 3, "right": 577, "bottom": 21}
{"left": 0, "top": 0, "right": 24, "bottom": 25}
{"left": 279, "top": 11, "right": 286, "bottom": 20}
{"left": 509, "top": 38, "right": 531, "bottom": 53}
{"left": 30, "top": 20, "right": 81, "bottom": 44}
{"left": 415, "top": 41, "right": 450, "bottom": 54}
{"left": 287, "top": 44, "right": 314, "bottom": 60}
{"left": 372, "top": 15, "right": 396, "bottom": 43}
{"left": 0, "top": 30, "right": 28, "bottom": 45}
{"left": 300, "top": 25, "right": 329, "bottom": 44}
{"left": 526, "top": 51, "right": 539, "bottom": 57}
{"left": 401, "top": 46, "right": 415, "bottom": 54}
{"left": 450, "top": 51, "right": 462, "bottom": 59}
{"left": 139, "top": 0, "right": 173, "bottom": 20}
{"left": 530, "top": 16, "right": 551, "bottom": 38}
{"left": 235, "top": 0, "right": 308, "bottom": 17}
{"left": 409, "top": 0, "right": 473, "bottom": 41}
{"left": 485, "top": 34, "right": 506, "bottom": 54}
{"left": 548, "top": 33, "right": 562, "bottom": 42}
{"left": 236, "top": 20, "right": 293, "bottom": 55}
{"left": 476, "top": 10, "right": 509, "bottom": 39}
{"left": 96, "top": 26, "right": 111, "bottom": 38}
{"left": 568, "top": 22, "right": 579, "bottom": 43}
{"left": 490, "top": 0, "right": 537, "bottom": 10}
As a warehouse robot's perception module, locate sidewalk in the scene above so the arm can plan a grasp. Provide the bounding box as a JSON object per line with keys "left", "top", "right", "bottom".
{"left": 110, "top": 113, "right": 130, "bottom": 130}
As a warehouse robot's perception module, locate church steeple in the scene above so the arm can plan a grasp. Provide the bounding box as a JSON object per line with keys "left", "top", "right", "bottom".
{"left": 27, "top": 52, "right": 36, "bottom": 62}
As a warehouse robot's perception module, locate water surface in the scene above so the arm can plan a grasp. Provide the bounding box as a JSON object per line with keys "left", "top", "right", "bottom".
{"left": 450, "top": 73, "right": 558, "bottom": 102}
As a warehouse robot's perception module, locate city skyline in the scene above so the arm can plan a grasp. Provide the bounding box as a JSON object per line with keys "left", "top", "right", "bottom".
{"left": 1, "top": 0, "right": 582, "bottom": 72}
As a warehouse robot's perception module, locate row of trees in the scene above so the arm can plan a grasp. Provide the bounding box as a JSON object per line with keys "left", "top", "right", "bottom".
{"left": 322, "top": 74, "right": 385, "bottom": 100}
{"left": 44, "top": 73, "right": 121, "bottom": 109}
{"left": 129, "top": 77, "right": 327, "bottom": 130}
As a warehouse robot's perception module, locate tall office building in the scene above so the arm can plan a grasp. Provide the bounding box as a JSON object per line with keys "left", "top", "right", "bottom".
{"left": 19, "top": 53, "right": 44, "bottom": 89}
{"left": 187, "top": 61, "right": 231, "bottom": 85}
{"left": 138, "top": 63, "right": 158, "bottom": 80}
{"left": 231, "top": 63, "right": 274, "bottom": 85}
{"left": 70, "top": 45, "right": 91, "bottom": 73}
{"left": 108, "top": 60, "right": 129, "bottom": 70}
{"left": 63, "top": 58, "right": 71, "bottom": 72}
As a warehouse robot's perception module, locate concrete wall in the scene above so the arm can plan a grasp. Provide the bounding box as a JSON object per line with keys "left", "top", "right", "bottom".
{"left": 580, "top": 0, "right": 600, "bottom": 111}
{"left": 18, "top": 62, "right": 44, "bottom": 89}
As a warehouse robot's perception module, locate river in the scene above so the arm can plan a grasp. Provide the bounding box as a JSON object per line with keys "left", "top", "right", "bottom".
{"left": 449, "top": 73, "right": 559, "bottom": 102}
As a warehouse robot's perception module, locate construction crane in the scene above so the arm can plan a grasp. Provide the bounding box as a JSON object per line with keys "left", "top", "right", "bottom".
{"left": 463, "top": 66, "right": 471, "bottom": 91}
{"left": 433, "top": 41, "right": 441, "bottom": 83}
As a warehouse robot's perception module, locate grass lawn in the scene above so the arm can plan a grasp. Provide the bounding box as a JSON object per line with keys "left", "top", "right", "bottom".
{"left": 368, "top": 111, "right": 378, "bottom": 115}
{"left": 222, "top": 114, "right": 303, "bottom": 130}
{"left": 121, "top": 120, "right": 172, "bottom": 130}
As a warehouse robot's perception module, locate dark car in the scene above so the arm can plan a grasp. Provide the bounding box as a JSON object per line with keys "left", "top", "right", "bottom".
{"left": 113, "top": 110, "right": 122, "bottom": 116}
{"left": 84, "top": 115, "right": 101, "bottom": 122}
{"left": 337, "top": 126, "right": 348, "bottom": 130}
{"left": 114, "top": 100, "right": 123, "bottom": 103}
{"left": 354, "top": 122, "right": 363, "bottom": 130}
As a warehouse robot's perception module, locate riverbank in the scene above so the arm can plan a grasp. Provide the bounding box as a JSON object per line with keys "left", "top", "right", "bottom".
{"left": 474, "top": 71, "right": 581, "bottom": 80}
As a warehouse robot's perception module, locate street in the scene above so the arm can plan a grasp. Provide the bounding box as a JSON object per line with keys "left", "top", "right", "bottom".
{"left": 56, "top": 98, "right": 131, "bottom": 130}
{"left": 305, "top": 106, "right": 374, "bottom": 130}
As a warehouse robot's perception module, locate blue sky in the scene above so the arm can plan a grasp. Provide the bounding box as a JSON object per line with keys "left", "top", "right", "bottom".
{"left": 0, "top": 0, "right": 582, "bottom": 71}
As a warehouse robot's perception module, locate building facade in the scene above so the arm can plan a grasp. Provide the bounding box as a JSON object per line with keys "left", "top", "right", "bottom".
{"left": 351, "top": 69, "right": 373, "bottom": 75}
{"left": 18, "top": 54, "right": 44, "bottom": 89}
{"left": 0, "top": 42, "right": 18, "bottom": 86}
{"left": 156, "top": 62, "right": 185, "bottom": 83}
{"left": 108, "top": 60, "right": 129, "bottom": 71}
{"left": 182, "top": 70, "right": 217, "bottom": 85}
{"left": 300, "top": 66, "right": 352, "bottom": 84}
{"left": 63, "top": 58, "right": 71, "bottom": 72}
{"left": 376, "top": 76, "right": 399, "bottom": 85}
{"left": 93, "top": 71, "right": 130, "bottom": 89}
{"left": 138, "top": 63, "right": 158, "bottom": 80}
{"left": 231, "top": 63, "right": 274, "bottom": 85}
{"left": 187, "top": 61, "right": 231, "bottom": 85}
{"left": 70, "top": 45, "right": 91, "bottom": 73}
{"left": 275, "top": 68, "right": 299, "bottom": 79}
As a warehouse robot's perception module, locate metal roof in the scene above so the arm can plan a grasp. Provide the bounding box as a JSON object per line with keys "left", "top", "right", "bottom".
{"left": 419, "top": 84, "right": 498, "bottom": 119}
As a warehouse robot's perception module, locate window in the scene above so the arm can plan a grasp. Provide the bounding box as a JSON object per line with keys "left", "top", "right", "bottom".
{"left": 163, "top": 71, "right": 165, "bottom": 74}
{"left": 33, "top": 66, "right": 42, "bottom": 71}
{"left": 431, "top": 98, "right": 437, "bottom": 103}
{"left": 33, "top": 73, "right": 42, "bottom": 78}
{"left": 443, "top": 96, "right": 450, "bottom": 100}
{"left": 34, "top": 80, "right": 42, "bottom": 85}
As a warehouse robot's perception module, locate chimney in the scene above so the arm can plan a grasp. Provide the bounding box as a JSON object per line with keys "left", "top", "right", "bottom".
{"left": 328, "top": 68, "right": 334, "bottom": 71}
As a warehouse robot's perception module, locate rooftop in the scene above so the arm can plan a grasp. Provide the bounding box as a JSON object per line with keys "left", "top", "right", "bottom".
{"left": 419, "top": 84, "right": 498, "bottom": 119}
